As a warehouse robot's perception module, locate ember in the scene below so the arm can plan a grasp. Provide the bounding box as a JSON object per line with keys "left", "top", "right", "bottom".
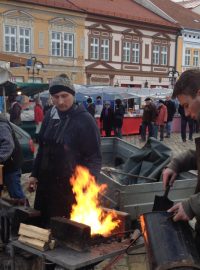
{"left": 70, "top": 166, "right": 120, "bottom": 236}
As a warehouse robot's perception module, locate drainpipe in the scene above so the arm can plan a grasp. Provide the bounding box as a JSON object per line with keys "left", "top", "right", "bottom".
{"left": 174, "top": 29, "right": 182, "bottom": 71}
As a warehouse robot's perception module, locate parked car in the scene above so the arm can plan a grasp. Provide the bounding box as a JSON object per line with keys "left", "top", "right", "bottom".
{"left": 11, "top": 123, "right": 35, "bottom": 174}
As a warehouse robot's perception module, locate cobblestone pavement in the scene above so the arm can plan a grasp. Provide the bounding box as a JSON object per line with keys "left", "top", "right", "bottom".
{"left": 95, "top": 132, "right": 200, "bottom": 270}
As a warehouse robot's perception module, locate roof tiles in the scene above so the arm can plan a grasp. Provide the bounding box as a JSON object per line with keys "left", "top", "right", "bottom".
{"left": 15, "top": 0, "right": 179, "bottom": 29}
{"left": 150, "top": 0, "right": 200, "bottom": 30}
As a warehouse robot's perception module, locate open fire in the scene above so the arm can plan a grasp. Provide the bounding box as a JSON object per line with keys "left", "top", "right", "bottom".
{"left": 69, "top": 166, "right": 120, "bottom": 236}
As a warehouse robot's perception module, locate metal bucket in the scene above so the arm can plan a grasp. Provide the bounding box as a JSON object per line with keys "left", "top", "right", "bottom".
{"left": 140, "top": 212, "right": 200, "bottom": 270}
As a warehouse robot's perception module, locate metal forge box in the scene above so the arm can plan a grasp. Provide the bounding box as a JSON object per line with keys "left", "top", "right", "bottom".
{"left": 50, "top": 208, "right": 131, "bottom": 252}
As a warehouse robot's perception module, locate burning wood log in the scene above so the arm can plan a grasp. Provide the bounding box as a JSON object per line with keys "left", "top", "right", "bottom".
{"left": 18, "top": 223, "right": 54, "bottom": 251}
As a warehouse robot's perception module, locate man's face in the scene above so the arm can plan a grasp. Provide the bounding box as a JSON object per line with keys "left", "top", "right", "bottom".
{"left": 51, "top": 91, "right": 74, "bottom": 112}
{"left": 178, "top": 91, "right": 200, "bottom": 120}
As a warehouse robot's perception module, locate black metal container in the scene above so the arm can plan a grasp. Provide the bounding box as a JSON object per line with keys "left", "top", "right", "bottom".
{"left": 140, "top": 212, "right": 200, "bottom": 270}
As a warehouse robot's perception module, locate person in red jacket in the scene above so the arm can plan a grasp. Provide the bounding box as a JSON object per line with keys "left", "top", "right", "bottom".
{"left": 154, "top": 99, "right": 168, "bottom": 141}
{"left": 34, "top": 97, "right": 44, "bottom": 142}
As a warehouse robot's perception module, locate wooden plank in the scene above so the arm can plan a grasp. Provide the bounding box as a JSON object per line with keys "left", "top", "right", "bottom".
{"left": 18, "top": 235, "right": 49, "bottom": 251}
{"left": 50, "top": 217, "right": 91, "bottom": 252}
{"left": 19, "top": 223, "right": 51, "bottom": 242}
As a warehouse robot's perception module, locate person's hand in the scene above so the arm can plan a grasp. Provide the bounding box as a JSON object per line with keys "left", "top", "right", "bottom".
{"left": 162, "top": 167, "right": 177, "bottom": 189}
{"left": 27, "top": 177, "right": 38, "bottom": 192}
{"left": 168, "top": 202, "right": 190, "bottom": 222}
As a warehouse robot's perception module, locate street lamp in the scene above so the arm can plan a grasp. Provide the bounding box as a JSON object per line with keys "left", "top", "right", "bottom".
{"left": 168, "top": 67, "right": 179, "bottom": 88}
{"left": 26, "top": 56, "right": 44, "bottom": 83}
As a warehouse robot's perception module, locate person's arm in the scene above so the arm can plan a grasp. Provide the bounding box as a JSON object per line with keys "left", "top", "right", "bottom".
{"left": 78, "top": 117, "right": 102, "bottom": 178}
{"left": 0, "top": 123, "right": 14, "bottom": 163}
{"left": 167, "top": 149, "right": 196, "bottom": 173}
{"left": 163, "top": 149, "right": 196, "bottom": 188}
{"left": 167, "top": 193, "right": 200, "bottom": 222}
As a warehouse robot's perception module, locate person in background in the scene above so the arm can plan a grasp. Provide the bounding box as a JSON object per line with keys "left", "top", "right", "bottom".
{"left": 8, "top": 95, "right": 22, "bottom": 126}
{"left": 0, "top": 114, "right": 25, "bottom": 200}
{"left": 178, "top": 104, "right": 194, "bottom": 142}
{"left": 164, "top": 95, "right": 176, "bottom": 138}
{"left": 43, "top": 97, "right": 53, "bottom": 116}
{"left": 86, "top": 97, "right": 95, "bottom": 117}
{"left": 141, "top": 97, "right": 158, "bottom": 141}
{"left": 34, "top": 97, "right": 44, "bottom": 143}
{"left": 113, "top": 99, "right": 125, "bottom": 138}
{"left": 162, "top": 69, "right": 200, "bottom": 254}
{"left": 154, "top": 100, "right": 168, "bottom": 141}
{"left": 95, "top": 96, "right": 103, "bottom": 115}
{"left": 28, "top": 75, "right": 101, "bottom": 227}
{"left": 100, "top": 101, "right": 114, "bottom": 137}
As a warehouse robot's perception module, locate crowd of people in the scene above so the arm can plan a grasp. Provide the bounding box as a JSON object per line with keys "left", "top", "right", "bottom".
{"left": 140, "top": 94, "right": 195, "bottom": 143}
{"left": 0, "top": 69, "right": 200, "bottom": 255}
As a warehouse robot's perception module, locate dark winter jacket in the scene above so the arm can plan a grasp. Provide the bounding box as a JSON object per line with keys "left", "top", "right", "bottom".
{"left": 142, "top": 103, "right": 158, "bottom": 123}
{"left": 31, "top": 104, "right": 102, "bottom": 226}
{"left": 87, "top": 103, "right": 95, "bottom": 117}
{"left": 165, "top": 100, "right": 176, "bottom": 122}
{"left": 9, "top": 101, "right": 22, "bottom": 125}
{"left": 114, "top": 105, "right": 125, "bottom": 128}
{"left": 100, "top": 107, "right": 114, "bottom": 131}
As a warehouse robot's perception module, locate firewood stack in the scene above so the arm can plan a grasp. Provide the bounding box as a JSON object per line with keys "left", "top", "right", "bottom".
{"left": 18, "top": 223, "right": 55, "bottom": 251}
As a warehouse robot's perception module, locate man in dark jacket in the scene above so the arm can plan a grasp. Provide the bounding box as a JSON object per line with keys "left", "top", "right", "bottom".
{"left": 28, "top": 76, "right": 102, "bottom": 227}
{"left": 86, "top": 97, "right": 95, "bottom": 117}
{"left": 141, "top": 97, "right": 158, "bottom": 141}
{"left": 164, "top": 95, "right": 176, "bottom": 138}
{"left": 113, "top": 99, "right": 125, "bottom": 138}
{"left": 0, "top": 115, "right": 25, "bottom": 199}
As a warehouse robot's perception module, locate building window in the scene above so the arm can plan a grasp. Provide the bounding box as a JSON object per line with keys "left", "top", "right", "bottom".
{"left": 90, "top": 37, "right": 110, "bottom": 61}
{"left": 185, "top": 49, "right": 191, "bottom": 66}
{"left": 153, "top": 45, "right": 160, "bottom": 65}
{"left": 51, "top": 31, "right": 74, "bottom": 58}
{"left": 132, "top": 43, "right": 140, "bottom": 63}
{"left": 193, "top": 50, "right": 199, "bottom": 66}
{"left": 4, "top": 25, "right": 31, "bottom": 53}
{"left": 52, "top": 32, "right": 61, "bottom": 56}
{"left": 64, "top": 33, "right": 74, "bottom": 57}
{"left": 19, "top": 28, "right": 31, "bottom": 53}
{"left": 122, "top": 41, "right": 140, "bottom": 63}
{"left": 152, "top": 44, "right": 168, "bottom": 65}
{"left": 90, "top": 37, "right": 99, "bottom": 60}
{"left": 123, "top": 42, "right": 131, "bottom": 62}
{"left": 101, "top": 39, "right": 109, "bottom": 61}
{"left": 161, "top": 46, "right": 167, "bottom": 65}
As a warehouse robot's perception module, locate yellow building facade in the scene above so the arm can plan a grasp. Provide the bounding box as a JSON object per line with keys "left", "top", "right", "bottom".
{"left": 0, "top": 1, "right": 86, "bottom": 83}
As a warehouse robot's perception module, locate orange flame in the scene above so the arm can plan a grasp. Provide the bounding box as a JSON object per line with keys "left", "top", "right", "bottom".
{"left": 70, "top": 166, "right": 120, "bottom": 236}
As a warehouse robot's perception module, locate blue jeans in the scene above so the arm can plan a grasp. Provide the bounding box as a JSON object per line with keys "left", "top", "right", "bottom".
{"left": 4, "top": 169, "right": 25, "bottom": 199}
{"left": 181, "top": 117, "right": 194, "bottom": 141}
{"left": 166, "top": 121, "right": 172, "bottom": 137}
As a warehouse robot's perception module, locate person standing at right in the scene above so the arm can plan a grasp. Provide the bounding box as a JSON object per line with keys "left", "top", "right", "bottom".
{"left": 141, "top": 97, "right": 158, "bottom": 141}
{"left": 164, "top": 95, "right": 176, "bottom": 138}
{"left": 113, "top": 99, "right": 125, "bottom": 138}
{"left": 100, "top": 101, "right": 114, "bottom": 137}
{"left": 178, "top": 104, "right": 194, "bottom": 142}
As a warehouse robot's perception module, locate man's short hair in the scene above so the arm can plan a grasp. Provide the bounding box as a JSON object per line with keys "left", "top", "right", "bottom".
{"left": 173, "top": 69, "right": 200, "bottom": 99}
{"left": 144, "top": 97, "right": 151, "bottom": 102}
